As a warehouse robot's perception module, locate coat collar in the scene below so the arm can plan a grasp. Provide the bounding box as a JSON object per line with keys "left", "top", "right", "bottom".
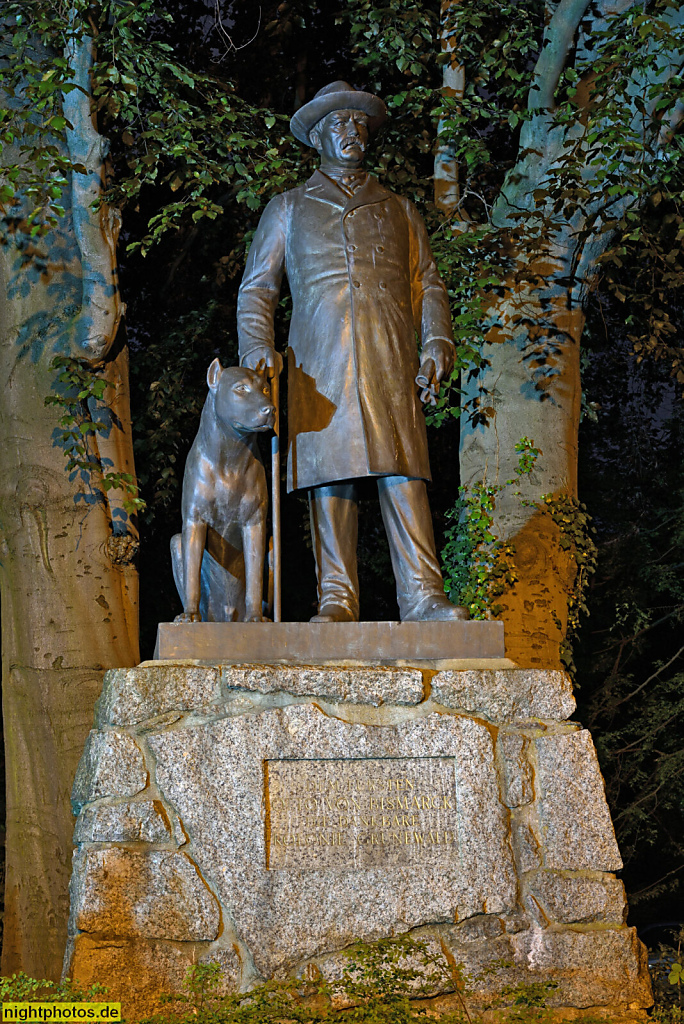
{"left": 304, "top": 169, "right": 390, "bottom": 213}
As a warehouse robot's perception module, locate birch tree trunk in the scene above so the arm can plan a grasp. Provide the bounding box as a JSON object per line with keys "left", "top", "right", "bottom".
{"left": 0, "top": 27, "right": 139, "bottom": 979}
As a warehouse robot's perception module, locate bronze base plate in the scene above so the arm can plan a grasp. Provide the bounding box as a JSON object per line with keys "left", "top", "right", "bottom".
{"left": 153, "top": 619, "right": 505, "bottom": 664}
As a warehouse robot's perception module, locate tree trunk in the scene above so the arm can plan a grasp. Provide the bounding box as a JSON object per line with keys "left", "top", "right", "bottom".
{"left": 459, "top": 108, "right": 593, "bottom": 668}
{"left": 454, "top": 0, "right": 683, "bottom": 667}
{"left": 0, "top": 27, "right": 139, "bottom": 979}
{"left": 459, "top": 271, "right": 583, "bottom": 668}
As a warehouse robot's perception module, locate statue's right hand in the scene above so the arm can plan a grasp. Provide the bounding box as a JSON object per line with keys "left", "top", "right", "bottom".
{"left": 240, "top": 346, "right": 283, "bottom": 379}
{"left": 174, "top": 611, "right": 202, "bottom": 623}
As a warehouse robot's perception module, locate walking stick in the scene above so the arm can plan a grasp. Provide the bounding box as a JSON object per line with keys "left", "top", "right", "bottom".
{"left": 271, "top": 368, "right": 281, "bottom": 623}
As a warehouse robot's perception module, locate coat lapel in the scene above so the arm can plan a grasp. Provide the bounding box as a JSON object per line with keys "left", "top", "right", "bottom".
{"left": 304, "top": 170, "right": 347, "bottom": 210}
{"left": 343, "top": 174, "right": 390, "bottom": 214}
{"left": 303, "top": 170, "right": 391, "bottom": 213}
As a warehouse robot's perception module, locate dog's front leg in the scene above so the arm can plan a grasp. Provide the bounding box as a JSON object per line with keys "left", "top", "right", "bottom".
{"left": 242, "top": 515, "right": 266, "bottom": 622}
{"left": 178, "top": 519, "right": 208, "bottom": 622}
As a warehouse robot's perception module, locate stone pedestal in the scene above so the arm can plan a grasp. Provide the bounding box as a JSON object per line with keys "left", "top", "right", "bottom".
{"left": 64, "top": 662, "right": 652, "bottom": 1019}
{"left": 153, "top": 619, "right": 505, "bottom": 663}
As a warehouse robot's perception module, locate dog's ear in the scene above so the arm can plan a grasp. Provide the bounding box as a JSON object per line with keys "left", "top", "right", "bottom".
{"left": 207, "top": 358, "right": 223, "bottom": 392}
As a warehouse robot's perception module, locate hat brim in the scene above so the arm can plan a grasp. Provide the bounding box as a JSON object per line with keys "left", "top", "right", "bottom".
{"left": 290, "top": 90, "right": 387, "bottom": 146}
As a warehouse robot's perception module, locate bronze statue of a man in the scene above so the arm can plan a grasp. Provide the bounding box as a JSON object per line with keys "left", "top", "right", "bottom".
{"left": 238, "top": 80, "right": 467, "bottom": 623}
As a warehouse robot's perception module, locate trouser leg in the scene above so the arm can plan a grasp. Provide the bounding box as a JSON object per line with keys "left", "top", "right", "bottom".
{"left": 308, "top": 482, "right": 360, "bottom": 619}
{"left": 377, "top": 475, "right": 447, "bottom": 620}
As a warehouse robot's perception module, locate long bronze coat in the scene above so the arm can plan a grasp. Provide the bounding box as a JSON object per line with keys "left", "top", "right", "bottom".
{"left": 237, "top": 170, "right": 454, "bottom": 492}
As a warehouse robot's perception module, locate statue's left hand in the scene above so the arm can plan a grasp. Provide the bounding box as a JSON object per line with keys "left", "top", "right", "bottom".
{"left": 416, "top": 339, "right": 454, "bottom": 404}
{"left": 241, "top": 345, "right": 283, "bottom": 379}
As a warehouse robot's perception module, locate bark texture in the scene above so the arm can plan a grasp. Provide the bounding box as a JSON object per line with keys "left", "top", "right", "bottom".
{"left": 0, "top": 29, "right": 139, "bottom": 979}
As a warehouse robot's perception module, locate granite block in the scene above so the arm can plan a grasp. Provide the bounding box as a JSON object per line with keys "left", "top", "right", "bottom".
{"left": 221, "top": 665, "right": 424, "bottom": 706}
{"left": 512, "top": 819, "right": 543, "bottom": 872}
{"left": 509, "top": 925, "right": 652, "bottom": 1008}
{"left": 64, "top": 936, "right": 200, "bottom": 1020}
{"left": 96, "top": 666, "right": 221, "bottom": 726}
{"left": 199, "top": 945, "right": 241, "bottom": 993}
{"left": 499, "top": 732, "right": 534, "bottom": 806}
{"left": 73, "top": 800, "right": 172, "bottom": 844}
{"left": 147, "top": 704, "right": 517, "bottom": 976}
{"left": 526, "top": 871, "right": 627, "bottom": 924}
{"left": 535, "top": 730, "right": 623, "bottom": 871}
{"left": 70, "top": 848, "right": 220, "bottom": 941}
{"left": 72, "top": 731, "right": 147, "bottom": 813}
{"left": 431, "top": 669, "right": 575, "bottom": 721}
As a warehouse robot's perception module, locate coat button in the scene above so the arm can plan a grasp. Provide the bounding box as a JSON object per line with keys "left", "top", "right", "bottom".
{"left": 352, "top": 280, "right": 361, "bottom": 288}
{"left": 378, "top": 281, "right": 386, "bottom": 289}
{"left": 347, "top": 244, "right": 357, "bottom": 252}
{"left": 376, "top": 245, "right": 384, "bottom": 253}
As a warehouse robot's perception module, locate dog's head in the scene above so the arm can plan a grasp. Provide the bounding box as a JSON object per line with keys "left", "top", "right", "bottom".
{"left": 207, "top": 359, "right": 275, "bottom": 435}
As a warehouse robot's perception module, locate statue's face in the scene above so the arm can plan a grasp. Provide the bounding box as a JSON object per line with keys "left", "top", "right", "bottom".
{"left": 311, "top": 108, "right": 369, "bottom": 168}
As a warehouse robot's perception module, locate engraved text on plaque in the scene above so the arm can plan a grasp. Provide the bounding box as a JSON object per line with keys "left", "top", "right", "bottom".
{"left": 265, "top": 758, "right": 459, "bottom": 870}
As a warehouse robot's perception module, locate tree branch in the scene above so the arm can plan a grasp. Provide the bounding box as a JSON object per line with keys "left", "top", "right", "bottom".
{"left": 528, "top": 0, "right": 594, "bottom": 110}
{"left": 434, "top": 0, "right": 468, "bottom": 220}
{"left": 630, "top": 863, "right": 684, "bottom": 899}
{"left": 62, "top": 14, "right": 122, "bottom": 364}
{"left": 613, "top": 644, "right": 684, "bottom": 711}
{"left": 61, "top": 10, "right": 137, "bottom": 544}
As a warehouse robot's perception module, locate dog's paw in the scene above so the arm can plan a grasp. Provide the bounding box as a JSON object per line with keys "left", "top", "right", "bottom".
{"left": 174, "top": 611, "right": 202, "bottom": 623}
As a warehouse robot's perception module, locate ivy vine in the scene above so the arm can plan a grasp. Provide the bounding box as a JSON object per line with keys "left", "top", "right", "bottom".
{"left": 540, "top": 494, "right": 598, "bottom": 672}
{"left": 441, "top": 437, "right": 540, "bottom": 618}
{"left": 442, "top": 437, "right": 598, "bottom": 671}
{"left": 45, "top": 355, "right": 146, "bottom": 517}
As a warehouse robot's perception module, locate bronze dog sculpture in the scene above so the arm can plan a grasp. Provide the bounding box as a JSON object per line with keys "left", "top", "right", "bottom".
{"left": 171, "top": 360, "right": 275, "bottom": 623}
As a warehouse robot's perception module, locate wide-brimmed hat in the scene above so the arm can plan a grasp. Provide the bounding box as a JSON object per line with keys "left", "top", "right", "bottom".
{"left": 290, "top": 80, "right": 387, "bottom": 146}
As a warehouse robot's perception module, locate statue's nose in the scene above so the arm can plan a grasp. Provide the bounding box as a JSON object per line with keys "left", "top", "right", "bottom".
{"left": 262, "top": 402, "right": 275, "bottom": 416}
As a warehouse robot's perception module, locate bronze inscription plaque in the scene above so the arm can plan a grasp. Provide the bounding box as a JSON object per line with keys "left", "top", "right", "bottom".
{"left": 265, "top": 757, "right": 459, "bottom": 870}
